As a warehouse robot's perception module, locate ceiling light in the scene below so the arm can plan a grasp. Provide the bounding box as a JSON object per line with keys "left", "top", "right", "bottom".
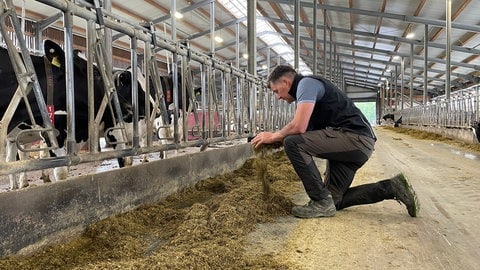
{"left": 175, "top": 12, "right": 183, "bottom": 19}
{"left": 406, "top": 32, "right": 415, "bottom": 39}
{"left": 243, "top": 53, "right": 248, "bottom": 59}
{"left": 215, "top": 36, "right": 224, "bottom": 43}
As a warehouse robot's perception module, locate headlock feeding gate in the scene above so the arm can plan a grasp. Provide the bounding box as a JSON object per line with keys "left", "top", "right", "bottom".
{"left": 0, "top": 0, "right": 294, "bottom": 183}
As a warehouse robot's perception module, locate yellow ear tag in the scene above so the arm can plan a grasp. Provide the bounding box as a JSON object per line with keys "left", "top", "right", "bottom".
{"left": 51, "top": 56, "right": 61, "bottom": 68}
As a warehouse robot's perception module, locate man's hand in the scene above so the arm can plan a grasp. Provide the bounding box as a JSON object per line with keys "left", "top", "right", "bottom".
{"left": 250, "top": 132, "right": 279, "bottom": 148}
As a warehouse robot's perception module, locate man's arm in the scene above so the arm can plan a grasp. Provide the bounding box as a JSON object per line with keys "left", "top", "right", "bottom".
{"left": 251, "top": 102, "right": 315, "bottom": 147}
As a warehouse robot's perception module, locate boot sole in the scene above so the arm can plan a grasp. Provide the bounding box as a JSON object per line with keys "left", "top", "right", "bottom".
{"left": 393, "top": 173, "right": 420, "bottom": 217}
{"left": 292, "top": 207, "right": 336, "bottom": 219}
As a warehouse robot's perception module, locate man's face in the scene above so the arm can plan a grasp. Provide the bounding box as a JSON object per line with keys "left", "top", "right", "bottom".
{"left": 269, "top": 76, "right": 295, "bottom": 103}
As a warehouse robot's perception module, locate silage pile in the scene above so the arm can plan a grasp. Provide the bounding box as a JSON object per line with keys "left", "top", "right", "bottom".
{"left": 0, "top": 151, "right": 300, "bottom": 270}
{"left": 383, "top": 126, "right": 480, "bottom": 153}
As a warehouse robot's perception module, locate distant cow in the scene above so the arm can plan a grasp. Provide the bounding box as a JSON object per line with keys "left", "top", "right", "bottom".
{"left": 109, "top": 68, "right": 203, "bottom": 160}
{"left": 381, "top": 113, "right": 402, "bottom": 127}
{"left": 0, "top": 40, "right": 150, "bottom": 189}
{"left": 382, "top": 113, "right": 395, "bottom": 122}
{"left": 472, "top": 121, "right": 480, "bottom": 143}
{"left": 112, "top": 69, "right": 200, "bottom": 120}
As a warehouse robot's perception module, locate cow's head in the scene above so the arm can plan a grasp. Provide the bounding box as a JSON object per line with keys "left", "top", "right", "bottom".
{"left": 113, "top": 68, "right": 157, "bottom": 122}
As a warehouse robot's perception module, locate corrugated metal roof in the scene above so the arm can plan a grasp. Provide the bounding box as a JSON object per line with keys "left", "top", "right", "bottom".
{"left": 9, "top": 0, "right": 480, "bottom": 101}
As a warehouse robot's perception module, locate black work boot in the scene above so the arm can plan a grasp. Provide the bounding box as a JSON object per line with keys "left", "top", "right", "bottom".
{"left": 390, "top": 173, "right": 420, "bottom": 217}
{"left": 292, "top": 195, "right": 336, "bottom": 218}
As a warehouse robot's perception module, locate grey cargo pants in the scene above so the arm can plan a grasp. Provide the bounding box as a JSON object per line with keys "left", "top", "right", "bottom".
{"left": 283, "top": 128, "right": 392, "bottom": 210}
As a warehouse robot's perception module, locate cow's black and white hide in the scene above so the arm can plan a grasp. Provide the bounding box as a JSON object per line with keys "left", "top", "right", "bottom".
{"left": 108, "top": 67, "right": 159, "bottom": 165}
{"left": 381, "top": 113, "right": 402, "bottom": 127}
{"left": 154, "top": 107, "right": 184, "bottom": 143}
{"left": 381, "top": 113, "right": 395, "bottom": 124}
{"left": 0, "top": 40, "right": 145, "bottom": 189}
{"left": 111, "top": 69, "right": 200, "bottom": 160}
{"left": 472, "top": 121, "right": 480, "bottom": 143}
{"left": 394, "top": 116, "right": 402, "bottom": 127}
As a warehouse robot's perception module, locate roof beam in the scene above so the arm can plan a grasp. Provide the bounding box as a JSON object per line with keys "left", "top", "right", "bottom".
{"left": 255, "top": 30, "right": 480, "bottom": 70}
{"left": 260, "top": 0, "right": 480, "bottom": 33}
{"left": 259, "top": 17, "right": 480, "bottom": 56}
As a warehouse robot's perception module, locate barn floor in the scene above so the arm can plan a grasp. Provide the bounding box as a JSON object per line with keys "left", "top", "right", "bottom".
{"left": 273, "top": 127, "right": 480, "bottom": 269}
{"left": 1, "top": 127, "right": 480, "bottom": 269}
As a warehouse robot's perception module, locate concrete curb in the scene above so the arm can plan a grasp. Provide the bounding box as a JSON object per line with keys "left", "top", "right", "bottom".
{"left": 0, "top": 143, "right": 254, "bottom": 257}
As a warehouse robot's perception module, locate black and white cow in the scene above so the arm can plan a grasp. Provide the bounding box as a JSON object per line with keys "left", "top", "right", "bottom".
{"left": 0, "top": 40, "right": 149, "bottom": 189}
{"left": 472, "top": 121, "right": 480, "bottom": 143}
{"left": 112, "top": 68, "right": 201, "bottom": 159}
{"left": 381, "top": 113, "right": 402, "bottom": 127}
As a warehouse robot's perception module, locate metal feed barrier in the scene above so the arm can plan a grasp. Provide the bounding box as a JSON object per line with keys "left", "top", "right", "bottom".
{"left": 0, "top": 0, "right": 294, "bottom": 177}
{"left": 393, "top": 84, "right": 480, "bottom": 130}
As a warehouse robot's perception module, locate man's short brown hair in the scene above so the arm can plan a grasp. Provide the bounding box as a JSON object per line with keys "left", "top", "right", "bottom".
{"left": 267, "top": 65, "right": 297, "bottom": 85}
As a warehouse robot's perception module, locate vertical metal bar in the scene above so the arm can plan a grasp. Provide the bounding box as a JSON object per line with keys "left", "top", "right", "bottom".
{"left": 200, "top": 64, "right": 207, "bottom": 138}
{"left": 266, "top": 83, "right": 272, "bottom": 130}
{"left": 329, "top": 30, "right": 333, "bottom": 81}
{"left": 247, "top": 0, "right": 256, "bottom": 132}
{"left": 170, "top": 0, "right": 180, "bottom": 142}
{"left": 294, "top": 0, "right": 300, "bottom": 70}
{"left": 333, "top": 44, "right": 337, "bottom": 85}
{"left": 64, "top": 10, "right": 76, "bottom": 154}
{"left": 401, "top": 57, "right": 404, "bottom": 110}
{"left": 34, "top": 21, "right": 43, "bottom": 52}
{"left": 208, "top": 66, "right": 214, "bottom": 139}
{"left": 446, "top": 0, "right": 452, "bottom": 100}
{"left": 323, "top": 9, "right": 327, "bottom": 77}
{"left": 266, "top": 48, "right": 271, "bottom": 75}
{"left": 130, "top": 37, "right": 139, "bottom": 147}
{"left": 210, "top": 0, "right": 215, "bottom": 56}
{"left": 235, "top": 23, "right": 241, "bottom": 135}
{"left": 423, "top": 24, "right": 428, "bottom": 105}
{"left": 181, "top": 54, "right": 190, "bottom": 142}
{"left": 410, "top": 43, "right": 414, "bottom": 108}
{"left": 171, "top": 0, "right": 176, "bottom": 42}
{"left": 103, "top": 0, "right": 112, "bottom": 66}
{"left": 312, "top": 0, "right": 317, "bottom": 74}
{"left": 394, "top": 64, "right": 398, "bottom": 111}
{"left": 247, "top": 0, "right": 256, "bottom": 75}
{"left": 87, "top": 20, "right": 97, "bottom": 153}
{"left": 476, "top": 86, "right": 479, "bottom": 120}
{"left": 238, "top": 77, "right": 244, "bottom": 134}
{"left": 224, "top": 70, "right": 231, "bottom": 136}
{"left": 221, "top": 71, "right": 226, "bottom": 137}
{"left": 235, "top": 23, "right": 240, "bottom": 69}
{"left": 380, "top": 84, "right": 384, "bottom": 117}
{"left": 144, "top": 42, "right": 152, "bottom": 147}
{"left": 390, "top": 71, "right": 394, "bottom": 112}
{"left": 178, "top": 56, "right": 188, "bottom": 142}
{"left": 385, "top": 80, "right": 389, "bottom": 112}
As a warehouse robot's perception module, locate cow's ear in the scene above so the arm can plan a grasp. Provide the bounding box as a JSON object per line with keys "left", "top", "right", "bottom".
{"left": 44, "top": 40, "right": 65, "bottom": 68}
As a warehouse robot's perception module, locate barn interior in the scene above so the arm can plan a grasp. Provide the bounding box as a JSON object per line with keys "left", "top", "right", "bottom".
{"left": 0, "top": 0, "right": 480, "bottom": 268}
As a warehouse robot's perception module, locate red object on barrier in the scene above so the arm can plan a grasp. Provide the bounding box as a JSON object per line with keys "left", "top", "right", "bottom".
{"left": 186, "top": 111, "right": 221, "bottom": 140}
{"left": 47, "top": 105, "right": 55, "bottom": 125}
